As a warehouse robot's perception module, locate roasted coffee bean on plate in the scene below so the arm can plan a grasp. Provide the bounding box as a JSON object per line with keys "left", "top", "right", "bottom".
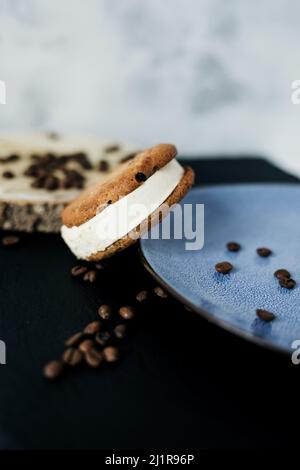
{"left": 256, "top": 309, "right": 276, "bottom": 322}
{"left": 226, "top": 242, "right": 241, "bottom": 252}
{"left": 154, "top": 286, "right": 168, "bottom": 298}
{"left": 2, "top": 235, "right": 20, "bottom": 247}
{"left": 83, "top": 320, "right": 102, "bottom": 335}
{"left": 43, "top": 360, "right": 64, "bottom": 380}
{"left": 62, "top": 347, "right": 83, "bottom": 366}
{"left": 103, "top": 346, "right": 119, "bottom": 363}
{"left": 215, "top": 261, "right": 233, "bottom": 274}
{"left": 279, "top": 278, "right": 296, "bottom": 290}
{"left": 274, "top": 269, "right": 291, "bottom": 280}
{"left": 83, "top": 270, "right": 97, "bottom": 283}
{"left": 71, "top": 265, "right": 88, "bottom": 278}
{"left": 256, "top": 247, "right": 272, "bottom": 257}
{"left": 98, "top": 304, "right": 112, "bottom": 320}
{"left": 136, "top": 290, "right": 149, "bottom": 302}
{"left": 119, "top": 306, "right": 135, "bottom": 320}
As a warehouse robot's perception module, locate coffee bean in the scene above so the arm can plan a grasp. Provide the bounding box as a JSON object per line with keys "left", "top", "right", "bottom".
{"left": 43, "top": 360, "right": 64, "bottom": 380}
{"left": 83, "top": 270, "right": 97, "bottom": 283}
{"left": 98, "top": 304, "right": 112, "bottom": 320}
{"left": 274, "top": 269, "right": 291, "bottom": 280}
{"left": 279, "top": 278, "right": 296, "bottom": 290}
{"left": 84, "top": 321, "right": 102, "bottom": 335}
{"left": 94, "top": 262, "right": 105, "bottom": 271}
{"left": 256, "top": 309, "right": 276, "bottom": 322}
{"left": 95, "top": 331, "right": 111, "bottom": 346}
{"left": 2, "top": 235, "right": 20, "bottom": 247}
{"left": 114, "top": 324, "right": 126, "bottom": 339}
{"left": 154, "top": 286, "right": 168, "bottom": 298}
{"left": 103, "top": 346, "right": 119, "bottom": 363}
{"left": 79, "top": 339, "right": 94, "bottom": 354}
{"left": 119, "top": 306, "right": 135, "bottom": 320}
{"left": 215, "top": 262, "right": 233, "bottom": 274}
{"left": 65, "top": 331, "right": 83, "bottom": 347}
{"left": 85, "top": 348, "right": 104, "bottom": 368}
{"left": 62, "top": 347, "right": 82, "bottom": 366}
{"left": 71, "top": 265, "right": 88, "bottom": 278}
{"left": 2, "top": 171, "right": 15, "bottom": 179}
{"left": 226, "top": 242, "right": 241, "bottom": 252}
{"left": 104, "top": 144, "right": 120, "bottom": 153}
{"left": 256, "top": 247, "right": 272, "bottom": 257}
{"left": 136, "top": 290, "right": 149, "bottom": 302}
{"left": 98, "top": 160, "right": 109, "bottom": 172}
{"left": 135, "top": 172, "right": 147, "bottom": 183}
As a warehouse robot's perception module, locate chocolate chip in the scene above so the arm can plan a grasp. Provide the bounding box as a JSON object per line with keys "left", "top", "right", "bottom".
{"left": 119, "top": 306, "right": 135, "bottom": 320}
{"left": 83, "top": 321, "right": 102, "bottom": 335}
{"left": 71, "top": 265, "right": 88, "bottom": 278}
{"left": 85, "top": 348, "right": 104, "bottom": 368}
{"left": 114, "top": 324, "right": 126, "bottom": 339}
{"left": 79, "top": 339, "right": 94, "bottom": 354}
{"left": 279, "top": 278, "right": 296, "bottom": 289}
{"left": 103, "top": 346, "right": 119, "bottom": 363}
{"left": 121, "top": 152, "right": 137, "bottom": 163}
{"left": 83, "top": 270, "right": 97, "bottom": 283}
{"left": 104, "top": 144, "right": 120, "bottom": 153}
{"left": 135, "top": 172, "right": 147, "bottom": 182}
{"left": 62, "top": 347, "right": 83, "bottom": 366}
{"left": 136, "top": 290, "right": 149, "bottom": 302}
{"left": 2, "top": 235, "right": 20, "bottom": 247}
{"left": 274, "top": 269, "right": 291, "bottom": 280}
{"left": 0, "top": 154, "right": 20, "bottom": 163}
{"left": 154, "top": 286, "right": 168, "bottom": 298}
{"left": 44, "top": 175, "right": 59, "bottom": 191}
{"left": 256, "top": 247, "right": 272, "bottom": 257}
{"left": 2, "top": 171, "right": 15, "bottom": 179}
{"left": 43, "top": 360, "right": 64, "bottom": 380}
{"left": 98, "top": 160, "right": 109, "bottom": 172}
{"left": 107, "top": 200, "right": 112, "bottom": 205}
{"left": 215, "top": 261, "right": 233, "bottom": 274}
{"left": 226, "top": 242, "right": 241, "bottom": 252}
{"left": 31, "top": 176, "right": 47, "bottom": 189}
{"left": 98, "top": 304, "right": 112, "bottom": 320}
{"left": 65, "top": 331, "right": 84, "bottom": 347}
{"left": 256, "top": 309, "right": 276, "bottom": 322}
{"left": 72, "top": 152, "right": 92, "bottom": 170}
{"left": 95, "top": 331, "right": 111, "bottom": 346}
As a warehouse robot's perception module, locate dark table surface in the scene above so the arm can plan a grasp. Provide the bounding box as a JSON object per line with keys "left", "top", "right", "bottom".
{"left": 0, "top": 156, "right": 299, "bottom": 450}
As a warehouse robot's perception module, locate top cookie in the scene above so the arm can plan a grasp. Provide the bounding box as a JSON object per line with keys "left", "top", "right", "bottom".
{"left": 62, "top": 144, "right": 177, "bottom": 227}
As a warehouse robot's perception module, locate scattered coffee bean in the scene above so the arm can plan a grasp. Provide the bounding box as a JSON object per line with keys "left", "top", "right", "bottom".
{"left": 215, "top": 261, "right": 233, "bottom": 274}
{"left": 62, "top": 347, "right": 83, "bottom": 366}
{"left": 256, "top": 309, "right": 276, "bottom": 322}
{"left": 71, "top": 265, "right": 88, "bottom": 278}
{"left": 43, "top": 360, "right": 64, "bottom": 380}
{"left": 94, "top": 262, "right": 105, "bottom": 271}
{"left": 79, "top": 339, "right": 94, "bottom": 354}
{"left": 279, "top": 278, "right": 296, "bottom": 290}
{"left": 85, "top": 348, "right": 104, "bottom": 368}
{"left": 65, "top": 331, "right": 83, "bottom": 347}
{"left": 83, "top": 320, "right": 102, "bottom": 335}
{"left": 154, "top": 286, "right": 168, "bottom": 298}
{"left": 114, "top": 324, "right": 126, "bottom": 339}
{"left": 98, "top": 160, "right": 110, "bottom": 172}
{"left": 274, "top": 269, "right": 291, "bottom": 280}
{"left": 83, "top": 270, "right": 97, "bottom": 283}
{"left": 2, "top": 171, "right": 15, "bottom": 179}
{"left": 135, "top": 172, "right": 147, "bottom": 183}
{"left": 95, "top": 331, "right": 111, "bottom": 346}
{"left": 256, "top": 247, "right": 272, "bottom": 257}
{"left": 103, "top": 346, "right": 119, "bottom": 363}
{"left": 2, "top": 235, "right": 20, "bottom": 247}
{"left": 104, "top": 144, "right": 120, "bottom": 153}
{"left": 226, "top": 242, "right": 241, "bottom": 252}
{"left": 119, "top": 306, "right": 135, "bottom": 320}
{"left": 136, "top": 290, "right": 149, "bottom": 302}
{"left": 98, "top": 304, "right": 112, "bottom": 320}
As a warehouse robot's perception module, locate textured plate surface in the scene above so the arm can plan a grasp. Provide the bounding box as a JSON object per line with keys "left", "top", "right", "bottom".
{"left": 140, "top": 184, "right": 300, "bottom": 353}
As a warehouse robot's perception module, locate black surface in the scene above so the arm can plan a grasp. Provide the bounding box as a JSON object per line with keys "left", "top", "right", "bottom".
{"left": 0, "top": 157, "right": 299, "bottom": 450}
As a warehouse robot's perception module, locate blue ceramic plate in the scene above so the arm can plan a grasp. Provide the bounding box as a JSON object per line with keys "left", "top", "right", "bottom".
{"left": 140, "top": 184, "right": 300, "bottom": 354}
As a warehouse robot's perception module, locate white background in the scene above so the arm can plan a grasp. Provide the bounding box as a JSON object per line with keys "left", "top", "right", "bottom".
{"left": 0, "top": 0, "right": 300, "bottom": 175}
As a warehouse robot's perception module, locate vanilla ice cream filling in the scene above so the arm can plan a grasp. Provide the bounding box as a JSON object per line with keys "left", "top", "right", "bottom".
{"left": 61, "top": 159, "right": 184, "bottom": 258}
